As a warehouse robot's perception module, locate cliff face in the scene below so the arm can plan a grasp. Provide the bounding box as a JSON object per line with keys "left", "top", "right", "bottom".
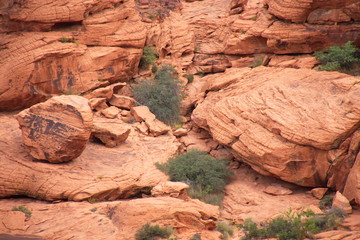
{"left": 1, "top": 0, "right": 360, "bottom": 239}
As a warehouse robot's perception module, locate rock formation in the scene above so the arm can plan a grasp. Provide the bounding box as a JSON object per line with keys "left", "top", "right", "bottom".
{"left": 0, "top": 113, "right": 179, "bottom": 201}
{"left": 16, "top": 95, "right": 93, "bottom": 163}
{"left": 0, "top": 197, "right": 220, "bottom": 240}
{"left": 0, "top": 0, "right": 145, "bottom": 111}
{"left": 192, "top": 67, "right": 360, "bottom": 189}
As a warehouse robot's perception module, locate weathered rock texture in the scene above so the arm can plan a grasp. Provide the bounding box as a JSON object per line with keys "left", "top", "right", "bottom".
{"left": 344, "top": 153, "right": 360, "bottom": 205}
{"left": 0, "top": 197, "right": 220, "bottom": 240}
{"left": 0, "top": 113, "right": 179, "bottom": 201}
{"left": 192, "top": 67, "right": 360, "bottom": 189}
{"left": 16, "top": 95, "right": 93, "bottom": 163}
{"left": 0, "top": 0, "right": 145, "bottom": 111}
{"left": 91, "top": 117, "right": 131, "bottom": 147}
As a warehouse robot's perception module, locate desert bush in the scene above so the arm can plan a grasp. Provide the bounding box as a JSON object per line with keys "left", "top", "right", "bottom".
{"left": 240, "top": 208, "right": 346, "bottom": 240}
{"left": 319, "top": 195, "right": 333, "bottom": 210}
{"left": 185, "top": 74, "right": 194, "bottom": 84}
{"left": 133, "top": 65, "right": 183, "bottom": 125}
{"left": 189, "top": 233, "right": 201, "bottom": 240}
{"left": 216, "top": 222, "right": 234, "bottom": 240}
{"left": 156, "top": 149, "right": 231, "bottom": 205}
{"left": 135, "top": 223, "right": 173, "bottom": 240}
{"left": 315, "top": 41, "right": 360, "bottom": 71}
{"left": 140, "top": 46, "right": 158, "bottom": 69}
{"left": 12, "top": 205, "right": 32, "bottom": 218}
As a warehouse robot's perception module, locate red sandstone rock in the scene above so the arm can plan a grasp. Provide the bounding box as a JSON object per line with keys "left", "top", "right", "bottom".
{"left": 344, "top": 153, "right": 360, "bottom": 205}
{"left": 131, "top": 106, "right": 170, "bottom": 137}
{"left": 333, "top": 191, "right": 352, "bottom": 214}
{"left": 0, "top": 113, "right": 180, "bottom": 201}
{"left": 109, "top": 95, "right": 136, "bottom": 110}
{"left": 192, "top": 67, "right": 360, "bottom": 188}
{"left": 16, "top": 95, "right": 93, "bottom": 163}
{"left": 311, "top": 188, "right": 328, "bottom": 200}
{"left": 101, "top": 106, "right": 121, "bottom": 119}
{"left": 91, "top": 117, "right": 131, "bottom": 147}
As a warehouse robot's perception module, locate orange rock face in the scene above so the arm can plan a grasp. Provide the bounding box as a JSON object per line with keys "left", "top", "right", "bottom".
{"left": 0, "top": 197, "right": 219, "bottom": 240}
{"left": 0, "top": 0, "right": 145, "bottom": 111}
{"left": 1, "top": 112, "right": 179, "bottom": 201}
{"left": 192, "top": 67, "right": 360, "bottom": 188}
{"left": 16, "top": 95, "right": 93, "bottom": 163}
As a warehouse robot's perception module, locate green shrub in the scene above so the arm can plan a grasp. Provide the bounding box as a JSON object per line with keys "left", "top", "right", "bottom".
{"left": 133, "top": 65, "right": 183, "bottom": 125}
{"left": 185, "top": 74, "right": 194, "bottom": 84}
{"left": 189, "top": 233, "right": 201, "bottom": 240}
{"left": 12, "top": 205, "right": 32, "bottom": 218}
{"left": 187, "top": 184, "right": 225, "bottom": 206}
{"left": 156, "top": 149, "right": 231, "bottom": 205}
{"left": 216, "top": 222, "right": 234, "bottom": 240}
{"left": 240, "top": 208, "right": 346, "bottom": 240}
{"left": 140, "top": 46, "right": 158, "bottom": 69}
{"left": 319, "top": 195, "right": 333, "bottom": 210}
{"left": 135, "top": 223, "right": 173, "bottom": 240}
{"left": 315, "top": 41, "right": 360, "bottom": 71}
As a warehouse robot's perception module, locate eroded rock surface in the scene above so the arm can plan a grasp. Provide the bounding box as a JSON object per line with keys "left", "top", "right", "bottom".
{"left": 16, "top": 95, "right": 93, "bottom": 163}
{"left": 0, "top": 197, "right": 219, "bottom": 240}
{"left": 192, "top": 67, "right": 360, "bottom": 188}
{"left": 0, "top": 0, "right": 145, "bottom": 111}
{"left": 1, "top": 112, "right": 179, "bottom": 201}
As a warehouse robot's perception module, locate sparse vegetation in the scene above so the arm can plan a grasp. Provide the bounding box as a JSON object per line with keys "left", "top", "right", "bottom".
{"left": 189, "top": 233, "right": 201, "bottom": 240}
{"left": 216, "top": 222, "right": 234, "bottom": 240}
{"left": 156, "top": 149, "right": 231, "bottom": 206}
{"left": 252, "top": 56, "right": 263, "bottom": 68}
{"left": 98, "top": 76, "right": 105, "bottom": 82}
{"left": 315, "top": 41, "right": 360, "bottom": 73}
{"left": 140, "top": 46, "right": 158, "bottom": 69}
{"left": 12, "top": 205, "right": 32, "bottom": 218}
{"left": 133, "top": 65, "right": 183, "bottom": 125}
{"left": 90, "top": 207, "right": 98, "bottom": 212}
{"left": 240, "top": 208, "right": 347, "bottom": 240}
{"left": 87, "top": 197, "right": 99, "bottom": 204}
{"left": 319, "top": 195, "right": 333, "bottom": 210}
{"left": 185, "top": 74, "right": 194, "bottom": 84}
{"left": 59, "top": 36, "right": 79, "bottom": 44}
{"left": 135, "top": 223, "right": 174, "bottom": 240}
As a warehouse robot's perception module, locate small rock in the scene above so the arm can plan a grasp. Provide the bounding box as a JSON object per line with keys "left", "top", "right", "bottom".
{"left": 88, "top": 98, "right": 108, "bottom": 111}
{"left": 84, "top": 83, "right": 126, "bottom": 101}
{"left": 311, "top": 188, "right": 328, "bottom": 199}
{"left": 109, "top": 94, "right": 136, "bottom": 110}
{"left": 91, "top": 117, "right": 131, "bottom": 147}
{"left": 135, "top": 122, "right": 149, "bottom": 135}
{"left": 120, "top": 110, "right": 130, "bottom": 117}
{"left": 173, "top": 128, "right": 188, "bottom": 137}
{"left": 16, "top": 95, "right": 93, "bottom": 163}
{"left": 131, "top": 106, "right": 170, "bottom": 137}
{"left": 332, "top": 191, "right": 352, "bottom": 214}
{"left": 101, "top": 106, "right": 120, "bottom": 119}
{"left": 151, "top": 181, "right": 189, "bottom": 198}
{"left": 264, "top": 185, "right": 293, "bottom": 196}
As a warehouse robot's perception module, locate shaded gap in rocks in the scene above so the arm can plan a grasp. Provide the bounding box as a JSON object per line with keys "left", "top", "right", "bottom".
{"left": 52, "top": 21, "right": 83, "bottom": 31}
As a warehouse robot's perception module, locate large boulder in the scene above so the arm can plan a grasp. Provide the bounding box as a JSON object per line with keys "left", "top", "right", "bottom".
{"left": 0, "top": 112, "right": 179, "bottom": 201}
{"left": 16, "top": 95, "right": 93, "bottom": 163}
{"left": 192, "top": 67, "right": 360, "bottom": 189}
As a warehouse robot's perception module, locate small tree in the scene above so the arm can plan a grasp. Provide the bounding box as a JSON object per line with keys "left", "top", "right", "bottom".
{"left": 315, "top": 41, "right": 360, "bottom": 71}
{"left": 140, "top": 46, "right": 158, "bottom": 69}
{"left": 133, "top": 65, "right": 183, "bottom": 125}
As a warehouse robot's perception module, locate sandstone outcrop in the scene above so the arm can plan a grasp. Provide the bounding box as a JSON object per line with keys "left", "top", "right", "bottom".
{"left": 333, "top": 191, "right": 352, "bottom": 214}
{"left": 91, "top": 117, "right": 131, "bottom": 147}
{"left": 0, "top": 113, "right": 179, "bottom": 201}
{"left": 0, "top": 197, "right": 219, "bottom": 240}
{"left": 16, "top": 95, "right": 93, "bottom": 163}
{"left": 344, "top": 153, "right": 360, "bottom": 205}
{"left": 192, "top": 67, "right": 360, "bottom": 189}
{"left": 0, "top": 0, "right": 145, "bottom": 111}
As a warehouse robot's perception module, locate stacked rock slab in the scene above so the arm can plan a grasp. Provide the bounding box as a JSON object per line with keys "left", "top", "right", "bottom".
{"left": 192, "top": 67, "right": 360, "bottom": 189}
